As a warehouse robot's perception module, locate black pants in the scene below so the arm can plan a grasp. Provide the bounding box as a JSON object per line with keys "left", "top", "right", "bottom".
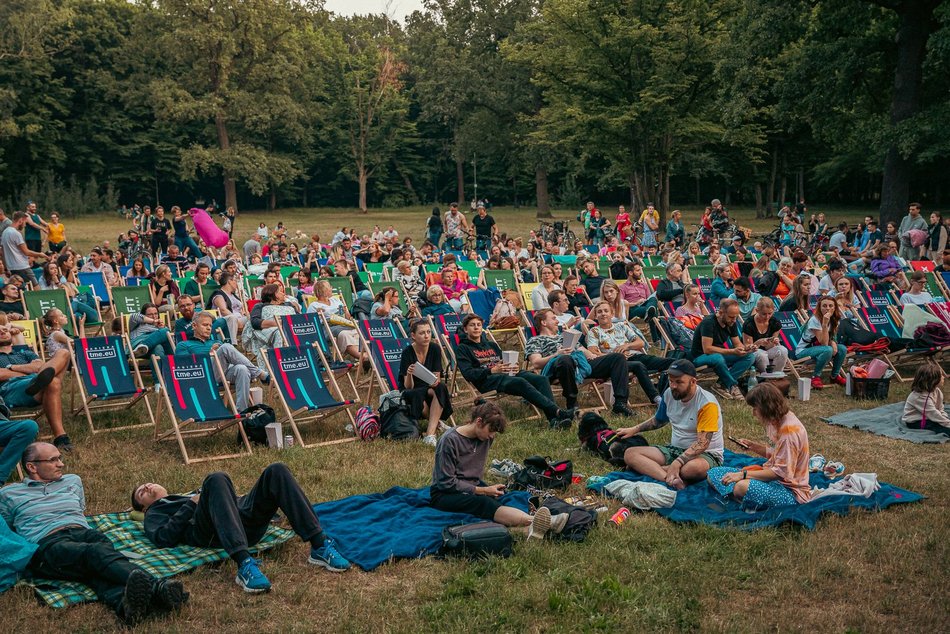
{"left": 627, "top": 354, "right": 674, "bottom": 401}
{"left": 478, "top": 371, "right": 559, "bottom": 419}
{"left": 185, "top": 463, "right": 324, "bottom": 562}
{"left": 151, "top": 234, "right": 168, "bottom": 255}
{"left": 30, "top": 527, "right": 142, "bottom": 614}
{"left": 905, "top": 419, "right": 950, "bottom": 437}
{"left": 547, "top": 353, "right": 630, "bottom": 408}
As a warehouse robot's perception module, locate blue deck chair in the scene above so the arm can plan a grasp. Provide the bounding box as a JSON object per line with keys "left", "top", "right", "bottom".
{"left": 278, "top": 312, "right": 356, "bottom": 386}
{"left": 695, "top": 277, "right": 713, "bottom": 296}
{"left": 862, "top": 290, "right": 896, "bottom": 308}
{"left": 153, "top": 353, "right": 251, "bottom": 464}
{"left": 77, "top": 271, "right": 111, "bottom": 312}
{"left": 366, "top": 336, "right": 410, "bottom": 402}
{"left": 358, "top": 318, "right": 405, "bottom": 343}
{"left": 263, "top": 345, "right": 355, "bottom": 448}
{"left": 774, "top": 311, "right": 813, "bottom": 380}
{"left": 70, "top": 336, "right": 154, "bottom": 433}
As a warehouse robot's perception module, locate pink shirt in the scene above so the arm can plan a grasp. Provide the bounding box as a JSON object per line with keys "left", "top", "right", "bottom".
{"left": 620, "top": 280, "right": 652, "bottom": 304}
{"left": 764, "top": 412, "right": 812, "bottom": 503}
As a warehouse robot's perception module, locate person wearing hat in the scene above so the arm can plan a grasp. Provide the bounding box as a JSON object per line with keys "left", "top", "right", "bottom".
{"left": 613, "top": 359, "right": 724, "bottom": 490}
{"left": 724, "top": 234, "right": 744, "bottom": 255}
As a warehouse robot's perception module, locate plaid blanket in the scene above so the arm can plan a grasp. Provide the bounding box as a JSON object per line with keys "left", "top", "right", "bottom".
{"left": 22, "top": 512, "right": 294, "bottom": 608}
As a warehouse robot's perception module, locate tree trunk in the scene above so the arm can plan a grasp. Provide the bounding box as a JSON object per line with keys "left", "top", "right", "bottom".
{"left": 798, "top": 167, "right": 805, "bottom": 203}
{"left": 779, "top": 154, "right": 787, "bottom": 210}
{"left": 877, "top": 0, "right": 938, "bottom": 226}
{"left": 767, "top": 147, "right": 777, "bottom": 216}
{"left": 358, "top": 165, "right": 368, "bottom": 213}
{"left": 755, "top": 183, "right": 764, "bottom": 218}
{"left": 535, "top": 167, "right": 552, "bottom": 219}
{"left": 395, "top": 161, "right": 420, "bottom": 205}
{"left": 695, "top": 175, "right": 701, "bottom": 206}
{"left": 268, "top": 189, "right": 276, "bottom": 211}
{"left": 215, "top": 113, "right": 237, "bottom": 212}
{"left": 455, "top": 155, "right": 465, "bottom": 205}
{"left": 659, "top": 166, "right": 670, "bottom": 224}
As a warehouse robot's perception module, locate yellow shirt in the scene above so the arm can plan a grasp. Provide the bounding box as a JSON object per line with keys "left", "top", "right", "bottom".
{"left": 47, "top": 222, "right": 65, "bottom": 243}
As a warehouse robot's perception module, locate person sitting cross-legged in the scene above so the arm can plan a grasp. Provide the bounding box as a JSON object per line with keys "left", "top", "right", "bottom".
{"left": 132, "top": 462, "right": 350, "bottom": 595}
{"left": 174, "top": 294, "right": 230, "bottom": 340}
{"left": 0, "top": 442, "right": 188, "bottom": 626}
{"left": 525, "top": 308, "right": 635, "bottom": 417}
{"left": 430, "top": 401, "right": 565, "bottom": 539}
{"left": 175, "top": 311, "right": 269, "bottom": 412}
{"left": 0, "top": 323, "right": 73, "bottom": 451}
{"left": 689, "top": 298, "right": 756, "bottom": 401}
{"left": 614, "top": 359, "right": 724, "bottom": 489}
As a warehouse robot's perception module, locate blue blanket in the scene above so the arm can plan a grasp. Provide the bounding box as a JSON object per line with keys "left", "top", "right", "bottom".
{"left": 313, "top": 486, "right": 531, "bottom": 571}
{"left": 586, "top": 450, "right": 923, "bottom": 530}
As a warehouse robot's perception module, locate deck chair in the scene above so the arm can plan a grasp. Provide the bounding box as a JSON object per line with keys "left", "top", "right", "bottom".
{"left": 515, "top": 326, "right": 608, "bottom": 413}
{"left": 326, "top": 276, "right": 354, "bottom": 308}
{"left": 365, "top": 336, "right": 410, "bottom": 402}
{"left": 856, "top": 306, "right": 939, "bottom": 378}
{"left": 939, "top": 272, "right": 950, "bottom": 297}
{"left": 70, "top": 336, "right": 154, "bottom": 433}
{"left": 909, "top": 260, "right": 936, "bottom": 272}
{"left": 152, "top": 353, "right": 251, "bottom": 464}
{"left": 279, "top": 312, "right": 360, "bottom": 399}
{"left": 11, "top": 319, "right": 44, "bottom": 358}
{"left": 773, "top": 311, "right": 814, "bottom": 380}
{"left": 358, "top": 318, "right": 405, "bottom": 344}
{"left": 262, "top": 345, "right": 356, "bottom": 448}
{"left": 110, "top": 285, "right": 153, "bottom": 316}
{"left": 921, "top": 271, "right": 945, "bottom": 301}
{"left": 687, "top": 265, "right": 714, "bottom": 281}
{"left": 22, "top": 289, "right": 77, "bottom": 336}
{"left": 479, "top": 269, "right": 519, "bottom": 292}
{"left": 198, "top": 281, "right": 221, "bottom": 307}
{"left": 363, "top": 262, "right": 387, "bottom": 283}
{"left": 929, "top": 301, "right": 950, "bottom": 330}
{"left": 694, "top": 277, "right": 713, "bottom": 296}
{"left": 520, "top": 282, "right": 539, "bottom": 308}
{"left": 77, "top": 271, "right": 111, "bottom": 310}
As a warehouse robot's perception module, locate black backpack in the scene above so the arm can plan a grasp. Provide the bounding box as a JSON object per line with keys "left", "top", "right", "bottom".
{"left": 535, "top": 497, "right": 598, "bottom": 543}
{"left": 239, "top": 404, "right": 277, "bottom": 446}
{"left": 755, "top": 271, "right": 779, "bottom": 296}
{"left": 510, "top": 456, "right": 573, "bottom": 491}
{"left": 440, "top": 522, "right": 513, "bottom": 559}
{"left": 379, "top": 403, "right": 420, "bottom": 440}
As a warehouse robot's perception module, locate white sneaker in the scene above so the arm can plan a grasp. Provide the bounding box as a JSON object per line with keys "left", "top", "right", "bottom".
{"left": 550, "top": 512, "right": 569, "bottom": 535}
{"left": 422, "top": 434, "right": 438, "bottom": 447}
{"left": 527, "top": 507, "right": 551, "bottom": 540}
{"left": 133, "top": 344, "right": 149, "bottom": 358}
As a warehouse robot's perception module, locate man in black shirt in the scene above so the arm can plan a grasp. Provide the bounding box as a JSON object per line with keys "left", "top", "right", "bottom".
{"left": 471, "top": 204, "right": 496, "bottom": 251}
{"left": 579, "top": 260, "right": 604, "bottom": 300}
{"left": 149, "top": 207, "right": 172, "bottom": 256}
{"left": 689, "top": 299, "right": 755, "bottom": 400}
{"left": 655, "top": 263, "right": 689, "bottom": 305}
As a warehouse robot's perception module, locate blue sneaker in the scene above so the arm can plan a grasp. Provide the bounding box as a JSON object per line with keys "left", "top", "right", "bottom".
{"left": 308, "top": 539, "right": 351, "bottom": 572}
{"left": 235, "top": 557, "right": 271, "bottom": 593}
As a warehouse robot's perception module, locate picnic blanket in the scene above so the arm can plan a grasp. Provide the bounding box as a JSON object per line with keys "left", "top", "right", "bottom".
{"left": 22, "top": 512, "right": 294, "bottom": 608}
{"left": 586, "top": 450, "right": 923, "bottom": 530}
{"left": 313, "top": 486, "right": 531, "bottom": 571}
{"left": 822, "top": 402, "right": 950, "bottom": 444}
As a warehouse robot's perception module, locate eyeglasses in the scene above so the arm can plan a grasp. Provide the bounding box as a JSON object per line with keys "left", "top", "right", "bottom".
{"left": 29, "top": 455, "right": 63, "bottom": 464}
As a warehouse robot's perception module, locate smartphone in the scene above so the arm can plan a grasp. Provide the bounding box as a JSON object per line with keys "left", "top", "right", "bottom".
{"left": 727, "top": 436, "right": 749, "bottom": 449}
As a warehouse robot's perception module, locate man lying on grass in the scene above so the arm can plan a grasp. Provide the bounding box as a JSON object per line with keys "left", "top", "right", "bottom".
{"left": 429, "top": 400, "right": 568, "bottom": 539}
{"left": 132, "top": 463, "right": 350, "bottom": 594}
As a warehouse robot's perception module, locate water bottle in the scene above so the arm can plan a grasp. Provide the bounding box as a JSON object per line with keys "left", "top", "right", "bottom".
{"left": 747, "top": 369, "right": 758, "bottom": 391}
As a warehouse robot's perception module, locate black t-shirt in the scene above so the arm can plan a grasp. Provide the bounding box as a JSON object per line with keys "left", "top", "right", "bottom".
{"left": 150, "top": 218, "right": 172, "bottom": 234}
{"left": 0, "top": 300, "right": 23, "bottom": 314}
{"left": 741, "top": 315, "right": 781, "bottom": 341}
{"left": 172, "top": 217, "right": 187, "bottom": 236}
{"left": 691, "top": 314, "right": 740, "bottom": 358}
{"left": 472, "top": 214, "right": 495, "bottom": 237}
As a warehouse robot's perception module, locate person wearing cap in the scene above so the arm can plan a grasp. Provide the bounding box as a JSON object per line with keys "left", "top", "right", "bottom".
{"left": 690, "top": 298, "right": 756, "bottom": 400}
{"left": 613, "top": 359, "right": 724, "bottom": 489}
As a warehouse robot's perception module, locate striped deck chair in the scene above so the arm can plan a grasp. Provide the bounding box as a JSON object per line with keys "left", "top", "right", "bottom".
{"left": 70, "top": 336, "right": 154, "bottom": 433}
{"left": 857, "top": 305, "right": 939, "bottom": 379}
{"left": 366, "top": 336, "right": 410, "bottom": 402}
{"left": 153, "top": 353, "right": 251, "bottom": 464}
{"left": 263, "top": 345, "right": 356, "bottom": 448}
{"left": 515, "top": 326, "right": 609, "bottom": 412}
{"left": 773, "top": 311, "right": 814, "bottom": 380}
{"left": 929, "top": 301, "right": 950, "bottom": 330}
{"left": 861, "top": 290, "right": 897, "bottom": 309}
{"left": 921, "top": 271, "right": 945, "bottom": 301}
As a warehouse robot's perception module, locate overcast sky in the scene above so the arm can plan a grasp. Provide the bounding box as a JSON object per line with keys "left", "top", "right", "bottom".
{"left": 324, "top": 0, "right": 425, "bottom": 22}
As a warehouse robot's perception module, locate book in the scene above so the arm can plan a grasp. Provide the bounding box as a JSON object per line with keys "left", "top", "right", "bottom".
{"left": 561, "top": 329, "right": 582, "bottom": 350}
{"left": 411, "top": 362, "right": 438, "bottom": 386}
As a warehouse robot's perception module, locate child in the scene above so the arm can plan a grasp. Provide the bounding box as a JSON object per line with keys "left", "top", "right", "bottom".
{"left": 43, "top": 308, "right": 71, "bottom": 357}
{"left": 429, "top": 401, "right": 566, "bottom": 538}
{"left": 902, "top": 362, "right": 950, "bottom": 436}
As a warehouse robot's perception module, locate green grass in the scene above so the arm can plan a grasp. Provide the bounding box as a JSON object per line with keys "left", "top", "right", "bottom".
{"left": 2, "top": 204, "right": 947, "bottom": 632}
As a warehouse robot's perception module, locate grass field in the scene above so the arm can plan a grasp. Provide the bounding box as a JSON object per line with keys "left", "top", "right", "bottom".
{"left": 1, "top": 205, "right": 947, "bottom": 633}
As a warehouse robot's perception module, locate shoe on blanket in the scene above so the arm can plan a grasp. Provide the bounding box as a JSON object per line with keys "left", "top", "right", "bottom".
{"left": 120, "top": 568, "right": 154, "bottom": 626}
{"left": 236, "top": 557, "right": 271, "bottom": 593}
{"left": 527, "top": 507, "right": 552, "bottom": 540}
{"left": 823, "top": 461, "right": 845, "bottom": 478}
{"left": 309, "top": 538, "right": 351, "bottom": 572}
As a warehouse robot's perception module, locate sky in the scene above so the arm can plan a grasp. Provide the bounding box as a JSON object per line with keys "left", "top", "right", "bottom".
{"left": 324, "top": 0, "right": 425, "bottom": 22}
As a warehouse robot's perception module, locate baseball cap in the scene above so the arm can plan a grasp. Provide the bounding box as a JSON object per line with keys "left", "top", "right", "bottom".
{"left": 667, "top": 359, "right": 697, "bottom": 377}
{"left": 732, "top": 235, "right": 743, "bottom": 242}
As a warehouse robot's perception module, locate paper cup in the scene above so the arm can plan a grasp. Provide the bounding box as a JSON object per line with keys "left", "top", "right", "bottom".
{"left": 249, "top": 386, "right": 264, "bottom": 405}
{"left": 264, "top": 422, "right": 283, "bottom": 448}
{"left": 797, "top": 377, "right": 811, "bottom": 401}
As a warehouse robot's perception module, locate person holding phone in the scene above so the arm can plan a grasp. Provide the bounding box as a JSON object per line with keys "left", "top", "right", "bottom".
{"left": 429, "top": 401, "right": 566, "bottom": 539}
{"left": 741, "top": 297, "right": 788, "bottom": 374}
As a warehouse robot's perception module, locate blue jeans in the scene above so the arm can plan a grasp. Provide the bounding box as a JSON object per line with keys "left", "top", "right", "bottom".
{"left": 132, "top": 329, "right": 173, "bottom": 357}
{"left": 175, "top": 235, "right": 205, "bottom": 259}
{"left": 443, "top": 237, "right": 463, "bottom": 251}
{"left": 794, "top": 344, "right": 846, "bottom": 378}
{"left": 628, "top": 297, "right": 659, "bottom": 340}
{"left": 0, "top": 418, "right": 38, "bottom": 481}
{"left": 72, "top": 298, "right": 99, "bottom": 323}
{"left": 692, "top": 352, "right": 755, "bottom": 389}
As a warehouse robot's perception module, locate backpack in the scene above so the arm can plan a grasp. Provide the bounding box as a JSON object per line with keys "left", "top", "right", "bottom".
{"left": 354, "top": 406, "right": 380, "bottom": 441}
{"left": 510, "top": 456, "right": 573, "bottom": 491}
{"left": 239, "top": 403, "right": 277, "bottom": 446}
{"left": 913, "top": 322, "right": 950, "bottom": 349}
{"left": 661, "top": 317, "right": 693, "bottom": 350}
{"left": 755, "top": 271, "right": 779, "bottom": 296}
{"left": 535, "top": 497, "right": 598, "bottom": 543}
{"left": 489, "top": 290, "right": 521, "bottom": 329}
{"left": 440, "top": 522, "right": 513, "bottom": 559}
{"left": 379, "top": 403, "right": 420, "bottom": 440}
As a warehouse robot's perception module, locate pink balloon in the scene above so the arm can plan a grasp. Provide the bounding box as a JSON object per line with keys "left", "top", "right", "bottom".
{"left": 189, "top": 207, "right": 229, "bottom": 248}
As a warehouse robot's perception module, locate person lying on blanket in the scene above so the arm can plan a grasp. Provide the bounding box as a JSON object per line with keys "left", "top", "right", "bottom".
{"left": 430, "top": 401, "right": 566, "bottom": 539}
{"left": 613, "top": 359, "right": 724, "bottom": 489}
{"left": 706, "top": 383, "right": 812, "bottom": 509}
{"left": 0, "top": 442, "right": 188, "bottom": 626}
{"left": 132, "top": 462, "right": 350, "bottom": 594}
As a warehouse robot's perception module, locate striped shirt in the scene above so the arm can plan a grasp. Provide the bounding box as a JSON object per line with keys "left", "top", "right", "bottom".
{"left": 0, "top": 474, "right": 88, "bottom": 543}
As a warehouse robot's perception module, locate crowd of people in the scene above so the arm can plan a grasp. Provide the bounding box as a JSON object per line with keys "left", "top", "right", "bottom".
{"left": 0, "top": 196, "right": 947, "bottom": 626}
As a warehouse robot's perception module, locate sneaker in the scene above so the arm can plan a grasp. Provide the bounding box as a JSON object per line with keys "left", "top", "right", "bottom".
{"left": 811, "top": 376, "right": 825, "bottom": 390}
{"left": 133, "top": 344, "right": 150, "bottom": 358}
{"left": 52, "top": 434, "right": 74, "bottom": 453}
{"left": 488, "top": 459, "right": 523, "bottom": 479}
{"left": 645, "top": 305, "right": 658, "bottom": 321}
{"left": 422, "top": 434, "right": 438, "bottom": 447}
{"left": 557, "top": 407, "right": 579, "bottom": 421}
{"left": 727, "top": 385, "right": 744, "bottom": 400}
{"left": 259, "top": 372, "right": 271, "bottom": 386}
{"left": 550, "top": 512, "right": 569, "bottom": 535}
{"left": 25, "top": 367, "right": 55, "bottom": 396}
{"left": 832, "top": 374, "right": 847, "bottom": 387}
{"left": 548, "top": 416, "right": 573, "bottom": 431}
{"left": 309, "top": 538, "right": 351, "bottom": 572}
{"left": 120, "top": 569, "right": 154, "bottom": 626}
{"left": 235, "top": 557, "right": 271, "bottom": 593}
{"left": 152, "top": 578, "right": 189, "bottom": 611}
{"left": 808, "top": 453, "right": 826, "bottom": 472}
{"left": 527, "top": 506, "right": 552, "bottom": 540}
{"left": 611, "top": 402, "right": 636, "bottom": 417}
{"left": 823, "top": 461, "right": 845, "bottom": 478}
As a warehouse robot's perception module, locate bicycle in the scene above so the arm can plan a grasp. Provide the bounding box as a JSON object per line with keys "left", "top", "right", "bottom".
{"left": 538, "top": 220, "right": 577, "bottom": 246}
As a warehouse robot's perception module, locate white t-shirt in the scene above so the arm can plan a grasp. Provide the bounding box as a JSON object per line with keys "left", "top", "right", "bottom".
{"left": 655, "top": 386, "right": 724, "bottom": 459}
{"left": 307, "top": 296, "right": 344, "bottom": 317}
{"left": 900, "top": 291, "right": 933, "bottom": 306}
{"left": 1, "top": 227, "right": 29, "bottom": 270}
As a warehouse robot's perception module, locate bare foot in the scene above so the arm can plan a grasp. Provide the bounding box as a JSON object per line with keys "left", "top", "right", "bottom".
{"left": 670, "top": 476, "right": 686, "bottom": 490}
